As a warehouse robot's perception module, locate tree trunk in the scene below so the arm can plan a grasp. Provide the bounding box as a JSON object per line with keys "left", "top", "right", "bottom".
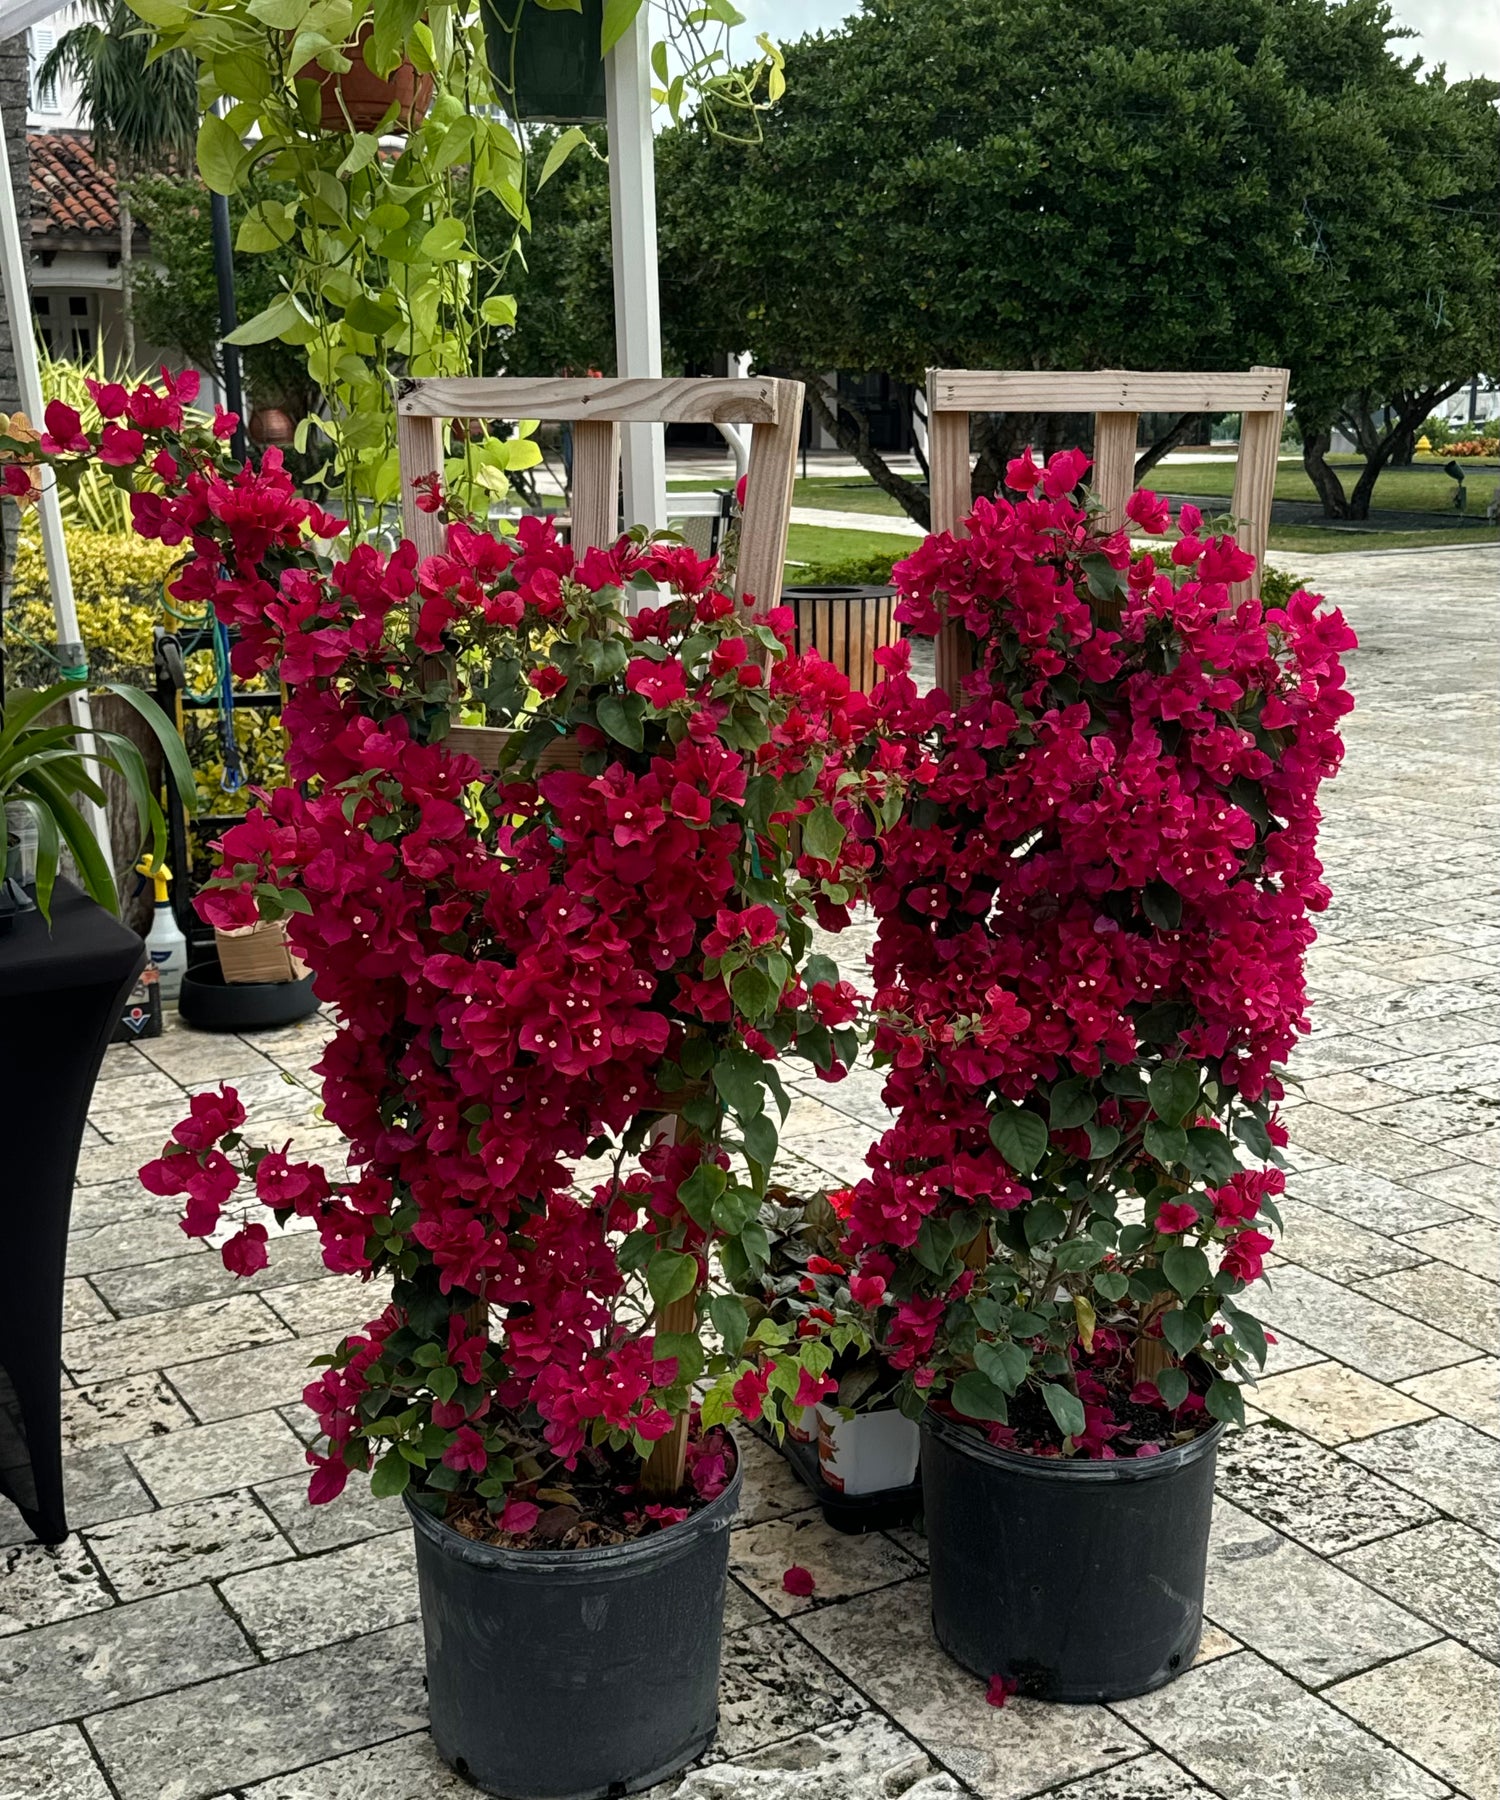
{"left": 1346, "top": 442, "right": 1396, "bottom": 519}
{"left": 119, "top": 183, "right": 136, "bottom": 370}
{"left": 798, "top": 371, "right": 931, "bottom": 529}
{"left": 1134, "top": 414, "right": 1207, "bottom": 485}
{"left": 1300, "top": 425, "right": 1352, "bottom": 518}
{"left": 1320, "top": 384, "right": 1467, "bottom": 520}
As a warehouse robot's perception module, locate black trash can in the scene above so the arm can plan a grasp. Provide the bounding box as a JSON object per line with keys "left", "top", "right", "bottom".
{"left": 921, "top": 1407, "right": 1221, "bottom": 1702}
{"left": 406, "top": 1448, "right": 742, "bottom": 1800}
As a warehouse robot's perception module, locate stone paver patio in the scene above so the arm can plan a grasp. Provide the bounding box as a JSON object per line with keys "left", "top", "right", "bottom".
{"left": 2, "top": 546, "right": 1497, "bottom": 1800}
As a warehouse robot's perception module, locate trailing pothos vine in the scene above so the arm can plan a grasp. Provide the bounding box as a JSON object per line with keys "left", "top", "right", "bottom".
{"left": 131, "top": 0, "right": 783, "bottom": 524}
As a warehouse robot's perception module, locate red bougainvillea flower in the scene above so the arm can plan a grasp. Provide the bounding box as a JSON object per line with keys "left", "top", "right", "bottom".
{"left": 441, "top": 1426, "right": 489, "bottom": 1475}
{"left": 781, "top": 1565, "right": 816, "bottom": 1597}
{"left": 171, "top": 1086, "right": 246, "bottom": 1151}
{"left": 792, "top": 1367, "right": 837, "bottom": 1408}
{"left": 731, "top": 1365, "right": 773, "bottom": 1421}
{"left": 98, "top": 423, "right": 146, "bottom": 466}
{"left": 986, "top": 1673, "right": 1019, "bottom": 1708}
{"left": 40, "top": 400, "right": 90, "bottom": 455}
{"left": 625, "top": 656, "right": 688, "bottom": 708}
{"left": 1154, "top": 1201, "right": 1201, "bottom": 1236}
{"left": 1124, "top": 487, "right": 1172, "bottom": 535}
{"left": 1220, "top": 1229, "right": 1276, "bottom": 1284}
{"left": 499, "top": 1497, "right": 541, "bottom": 1536}
{"left": 220, "top": 1223, "right": 269, "bottom": 1277}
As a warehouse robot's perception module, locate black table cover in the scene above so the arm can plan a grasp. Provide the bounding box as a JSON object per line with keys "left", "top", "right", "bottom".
{"left": 0, "top": 879, "right": 146, "bottom": 1541}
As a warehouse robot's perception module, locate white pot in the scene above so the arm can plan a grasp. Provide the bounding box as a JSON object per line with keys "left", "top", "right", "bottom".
{"left": 787, "top": 1404, "right": 820, "bottom": 1444}
{"left": 815, "top": 1404, "right": 921, "bottom": 1495}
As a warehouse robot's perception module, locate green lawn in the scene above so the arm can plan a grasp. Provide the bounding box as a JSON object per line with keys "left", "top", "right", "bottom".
{"left": 1264, "top": 524, "right": 1499, "bottom": 554}
{"left": 783, "top": 521, "right": 920, "bottom": 572}
{"left": 790, "top": 477, "right": 917, "bottom": 516}
{"left": 677, "top": 463, "right": 1500, "bottom": 563}
{"left": 1150, "top": 457, "right": 1498, "bottom": 517}
{"left": 668, "top": 475, "right": 918, "bottom": 516}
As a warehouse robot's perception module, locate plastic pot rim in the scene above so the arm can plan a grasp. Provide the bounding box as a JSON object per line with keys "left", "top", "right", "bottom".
{"left": 922, "top": 1405, "right": 1223, "bottom": 1484}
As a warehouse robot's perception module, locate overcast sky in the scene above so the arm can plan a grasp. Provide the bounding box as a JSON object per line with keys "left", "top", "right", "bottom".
{"left": 731, "top": 0, "right": 1500, "bottom": 81}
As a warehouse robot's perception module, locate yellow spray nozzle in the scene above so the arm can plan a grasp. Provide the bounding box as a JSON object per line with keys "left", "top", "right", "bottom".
{"left": 135, "top": 854, "right": 172, "bottom": 902}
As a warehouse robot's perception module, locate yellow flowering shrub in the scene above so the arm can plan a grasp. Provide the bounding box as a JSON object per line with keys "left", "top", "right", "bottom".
{"left": 5, "top": 522, "right": 290, "bottom": 840}
{"left": 5, "top": 524, "right": 179, "bottom": 685}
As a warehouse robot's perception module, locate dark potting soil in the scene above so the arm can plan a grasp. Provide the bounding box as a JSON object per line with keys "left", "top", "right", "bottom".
{"left": 978, "top": 1362, "right": 1212, "bottom": 1459}
{"left": 441, "top": 1424, "right": 737, "bottom": 1551}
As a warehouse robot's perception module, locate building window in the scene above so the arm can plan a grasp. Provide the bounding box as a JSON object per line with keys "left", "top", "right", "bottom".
{"left": 29, "top": 28, "right": 60, "bottom": 114}
{"left": 32, "top": 292, "right": 97, "bottom": 359}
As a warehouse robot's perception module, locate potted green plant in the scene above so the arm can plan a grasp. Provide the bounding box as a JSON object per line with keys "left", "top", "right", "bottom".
{"left": 0, "top": 675, "right": 193, "bottom": 927}
{"left": 297, "top": 18, "right": 434, "bottom": 132}
{"left": 739, "top": 1183, "right": 921, "bottom": 1527}
{"left": 135, "top": 0, "right": 784, "bottom": 523}
{"left": 823, "top": 460, "right": 1356, "bottom": 1701}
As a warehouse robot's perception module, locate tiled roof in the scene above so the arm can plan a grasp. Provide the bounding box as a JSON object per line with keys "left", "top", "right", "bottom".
{"left": 29, "top": 131, "right": 119, "bottom": 241}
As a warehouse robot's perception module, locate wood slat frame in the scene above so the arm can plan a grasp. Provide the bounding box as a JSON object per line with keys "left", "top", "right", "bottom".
{"left": 926, "top": 366, "right": 1291, "bottom": 700}
{"left": 393, "top": 373, "right": 805, "bottom": 771}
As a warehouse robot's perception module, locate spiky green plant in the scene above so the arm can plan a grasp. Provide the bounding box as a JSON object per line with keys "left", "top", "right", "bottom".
{"left": 1, "top": 680, "right": 196, "bottom": 920}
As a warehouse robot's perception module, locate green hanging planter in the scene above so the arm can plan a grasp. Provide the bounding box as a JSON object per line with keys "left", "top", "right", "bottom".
{"left": 481, "top": 0, "right": 608, "bottom": 124}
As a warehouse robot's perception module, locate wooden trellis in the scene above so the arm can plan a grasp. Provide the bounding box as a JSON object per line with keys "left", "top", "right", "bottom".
{"left": 925, "top": 367, "right": 1291, "bottom": 698}
{"left": 394, "top": 374, "right": 805, "bottom": 771}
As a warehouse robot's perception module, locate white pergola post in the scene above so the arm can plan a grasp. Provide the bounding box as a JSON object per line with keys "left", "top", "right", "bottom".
{"left": 604, "top": 4, "right": 665, "bottom": 535}
{"left": 0, "top": 91, "right": 114, "bottom": 884}
{"left": 717, "top": 351, "right": 751, "bottom": 481}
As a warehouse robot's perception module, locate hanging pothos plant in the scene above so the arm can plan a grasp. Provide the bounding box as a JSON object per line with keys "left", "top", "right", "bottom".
{"left": 127, "top": 0, "right": 784, "bottom": 524}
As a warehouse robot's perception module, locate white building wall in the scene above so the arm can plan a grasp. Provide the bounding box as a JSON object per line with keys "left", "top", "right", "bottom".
{"left": 27, "top": 3, "right": 89, "bottom": 132}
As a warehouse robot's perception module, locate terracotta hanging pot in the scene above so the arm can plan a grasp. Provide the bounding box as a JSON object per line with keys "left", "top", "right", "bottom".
{"left": 248, "top": 406, "right": 297, "bottom": 447}
{"left": 300, "top": 22, "right": 434, "bottom": 133}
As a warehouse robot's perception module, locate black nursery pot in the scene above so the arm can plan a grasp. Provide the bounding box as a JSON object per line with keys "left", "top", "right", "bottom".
{"left": 921, "top": 1408, "right": 1222, "bottom": 1703}
{"left": 406, "top": 1448, "right": 742, "bottom": 1800}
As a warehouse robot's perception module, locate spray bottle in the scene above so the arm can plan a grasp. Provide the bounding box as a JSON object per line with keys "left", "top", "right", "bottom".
{"left": 137, "top": 855, "right": 188, "bottom": 1004}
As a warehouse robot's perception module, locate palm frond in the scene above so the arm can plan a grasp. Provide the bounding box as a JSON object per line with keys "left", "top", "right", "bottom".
{"left": 36, "top": 0, "right": 199, "bottom": 170}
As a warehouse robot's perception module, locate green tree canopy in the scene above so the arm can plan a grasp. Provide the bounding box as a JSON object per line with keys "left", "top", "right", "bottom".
{"left": 129, "top": 176, "right": 317, "bottom": 421}
{"left": 657, "top": 0, "right": 1498, "bottom": 524}
{"left": 476, "top": 128, "right": 616, "bottom": 378}
{"left": 1276, "top": 48, "right": 1496, "bottom": 516}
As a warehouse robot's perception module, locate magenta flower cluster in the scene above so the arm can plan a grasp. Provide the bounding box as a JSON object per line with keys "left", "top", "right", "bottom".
{"left": 828, "top": 450, "right": 1355, "bottom": 1450}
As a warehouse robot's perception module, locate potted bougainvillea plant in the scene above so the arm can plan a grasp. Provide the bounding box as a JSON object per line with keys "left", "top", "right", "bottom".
{"left": 737, "top": 1186, "right": 921, "bottom": 1527}
{"left": 792, "top": 452, "right": 1356, "bottom": 1701}
{"left": 44, "top": 374, "right": 870, "bottom": 1800}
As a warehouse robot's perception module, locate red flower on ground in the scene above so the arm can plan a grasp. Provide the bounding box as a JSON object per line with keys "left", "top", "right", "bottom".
{"left": 986, "top": 1673, "right": 1019, "bottom": 1708}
